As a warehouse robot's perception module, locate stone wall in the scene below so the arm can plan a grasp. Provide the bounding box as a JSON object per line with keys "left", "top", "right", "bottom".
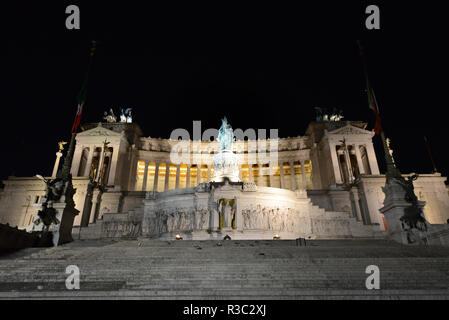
{"left": 0, "top": 177, "right": 90, "bottom": 229}
{"left": 95, "top": 183, "right": 381, "bottom": 240}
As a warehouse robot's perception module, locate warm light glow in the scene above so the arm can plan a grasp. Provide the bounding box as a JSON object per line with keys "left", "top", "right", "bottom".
{"left": 175, "top": 234, "right": 183, "bottom": 240}
{"left": 273, "top": 234, "right": 280, "bottom": 240}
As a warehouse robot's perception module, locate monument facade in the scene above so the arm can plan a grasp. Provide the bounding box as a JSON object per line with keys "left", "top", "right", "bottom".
{"left": 1, "top": 118, "right": 448, "bottom": 243}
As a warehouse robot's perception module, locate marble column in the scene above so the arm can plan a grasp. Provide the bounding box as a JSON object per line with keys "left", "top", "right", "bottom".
{"left": 107, "top": 145, "right": 120, "bottom": 186}
{"left": 164, "top": 163, "right": 170, "bottom": 191}
{"left": 207, "top": 164, "right": 211, "bottom": 182}
{"left": 186, "top": 165, "right": 191, "bottom": 188}
{"left": 197, "top": 165, "right": 201, "bottom": 185}
{"left": 95, "top": 147, "right": 105, "bottom": 182}
{"left": 366, "top": 143, "right": 380, "bottom": 175}
{"left": 269, "top": 163, "right": 274, "bottom": 187}
{"left": 289, "top": 161, "right": 296, "bottom": 191}
{"left": 70, "top": 146, "right": 83, "bottom": 176}
{"left": 329, "top": 143, "right": 343, "bottom": 184}
{"left": 89, "top": 191, "right": 100, "bottom": 224}
{"left": 354, "top": 145, "right": 365, "bottom": 175}
{"left": 350, "top": 187, "right": 363, "bottom": 221}
{"left": 142, "top": 161, "right": 149, "bottom": 191}
{"left": 248, "top": 164, "right": 254, "bottom": 182}
{"left": 175, "top": 164, "right": 181, "bottom": 189}
{"left": 52, "top": 152, "right": 63, "bottom": 178}
{"left": 153, "top": 162, "right": 160, "bottom": 191}
{"left": 83, "top": 147, "right": 95, "bottom": 177}
{"left": 301, "top": 160, "right": 307, "bottom": 189}
{"left": 279, "top": 162, "right": 285, "bottom": 189}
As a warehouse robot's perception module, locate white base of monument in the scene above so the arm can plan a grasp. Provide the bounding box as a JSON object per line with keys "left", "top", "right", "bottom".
{"left": 212, "top": 150, "right": 240, "bottom": 183}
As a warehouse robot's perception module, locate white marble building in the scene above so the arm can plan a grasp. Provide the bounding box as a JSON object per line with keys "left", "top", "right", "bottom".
{"left": 1, "top": 119, "right": 448, "bottom": 240}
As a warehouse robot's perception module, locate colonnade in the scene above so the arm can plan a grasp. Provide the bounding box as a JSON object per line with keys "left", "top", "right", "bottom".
{"left": 134, "top": 160, "right": 312, "bottom": 192}
{"left": 329, "top": 142, "right": 379, "bottom": 185}
{"left": 71, "top": 144, "right": 118, "bottom": 186}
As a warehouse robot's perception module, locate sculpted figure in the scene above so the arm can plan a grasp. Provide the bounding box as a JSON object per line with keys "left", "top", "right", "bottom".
{"left": 217, "top": 117, "right": 234, "bottom": 151}
{"left": 224, "top": 201, "right": 232, "bottom": 227}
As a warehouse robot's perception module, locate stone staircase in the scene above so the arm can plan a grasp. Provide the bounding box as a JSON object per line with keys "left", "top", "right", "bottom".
{"left": 0, "top": 239, "right": 448, "bottom": 299}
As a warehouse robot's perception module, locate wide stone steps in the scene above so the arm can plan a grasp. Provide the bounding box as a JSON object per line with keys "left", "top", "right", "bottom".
{"left": 1, "top": 239, "right": 448, "bottom": 299}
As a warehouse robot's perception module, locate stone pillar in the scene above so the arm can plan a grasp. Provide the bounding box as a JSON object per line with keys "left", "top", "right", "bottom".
{"left": 350, "top": 187, "right": 363, "bottom": 221}
{"left": 234, "top": 198, "right": 242, "bottom": 231}
{"left": 329, "top": 143, "right": 343, "bottom": 184}
{"left": 366, "top": 143, "right": 380, "bottom": 175}
{"left": 95, "top": 147, "right": 105, "bottom": 182}
{"left": 175, "top": 164, "right": 181, "bottom": 189}
{"left": 354, "top": 145, "right": 365, "bottom": 174}
{"left": 164, "top": 163, "right": 170, "bottom": 191}
{"left": 197, "top": 165, "right": 201, "bottom": 185}
{"left": 207, "top": 164, "right": 211, "bottom": 182}
{"left": 279, "top": 162, "right": 285, "bottom": 189}
{"left": 83, "top": 147, "right": 95, "bottom": 177}
{"left": 153, "top": 162, "right": 160, "bottom": 191}
{"left": 107, "top": 145, "right": 120, "bottom": 186}
{"left": 89, "top": 190, "right": 100, "bottom": 224}
{"left": 186, "top": 165, "right": 191, "bottom": 188}
{"left": 70, "top": 146, "right": 83, "bottom": 176}
{"left": 289, "top": 160, "right": 296, "bottom": 191}
{"left": 52, "top": 152, "right": 63, "bottom": 178}
{"left": 249, "top": 165, "right": 254, "bottom": 182}
{"left": 300, "top": 160, "right": 307, "bottom": 190}
{"left": 269, "top": 163, "right": 274, "bottom": 187}
{"left": 142, "top": 161, "right": 149, "bottom": 191}
{"left": 238, "top": 165, "right": 243, "bottom": 181}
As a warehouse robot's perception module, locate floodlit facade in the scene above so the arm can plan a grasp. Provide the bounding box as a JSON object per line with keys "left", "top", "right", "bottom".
{"left": 1, "top": 120, "right": 448, "bottom": 240}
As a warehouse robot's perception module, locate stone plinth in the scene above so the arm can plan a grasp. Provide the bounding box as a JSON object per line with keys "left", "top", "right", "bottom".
{"left": 212, "top": 150, "right": 240, "bottom": 183}
{"left": 380, "top": 178, "right": 427, "bottom": 245}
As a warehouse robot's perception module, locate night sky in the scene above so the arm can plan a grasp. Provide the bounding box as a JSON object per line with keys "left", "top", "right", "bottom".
{"left": 2, "top": 2, "right": 448, "bottom": 185}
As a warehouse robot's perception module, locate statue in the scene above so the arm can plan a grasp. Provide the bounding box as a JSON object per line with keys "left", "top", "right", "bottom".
{"left": 58, "top": 141, "right": 67, "bottom": 152}
{"left": 36, "top": 175, "right": 65, "bottom": 202}
{"left": 120, "top": 108, "right": 133, "bottom": 123}
{"left": 103, "top": 108, "right": 117, "bottom": 123}
{"left": 386, "top": 138, "right": 395, "bottom": 165}
{"left": 217, "top": 117, "right": 234, "bottom": 151}
{"left": 314, "top": 107, "right": 323, "bottom": 121}
{"left": 395, "top": 174, "right": 428, "bottom": 242}
{"left": 314, "top": 107, "right": 344, "bottom": 122}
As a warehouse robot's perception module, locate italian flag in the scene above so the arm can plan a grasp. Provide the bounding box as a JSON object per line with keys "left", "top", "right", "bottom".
{"left": 71, "top": 80, "right": 87, "bottom": 134}
{"left": 366, "top": 80, "right": 382, "bottom": 135}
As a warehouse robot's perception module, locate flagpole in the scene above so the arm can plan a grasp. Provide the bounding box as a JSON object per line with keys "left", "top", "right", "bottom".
{"left": 59, "top": 41, "right": 97, "bottom": 181}
{"left": 424, "top": 136, "right": 438, "bottom": 173}
{"left": 357, "top": 40, "right": 399, "bottom": 179}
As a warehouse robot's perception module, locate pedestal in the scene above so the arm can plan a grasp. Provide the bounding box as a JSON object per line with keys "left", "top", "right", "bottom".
{"left": 49, "top": 180, "right": 79, "bottom": 246}
{"left": 379, "top": 177, "right": 427, "bottom": 245}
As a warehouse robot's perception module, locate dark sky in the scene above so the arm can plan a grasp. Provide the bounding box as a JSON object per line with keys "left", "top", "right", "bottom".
{"left": 1, "top": 2, "right": 448, "bottom": 184}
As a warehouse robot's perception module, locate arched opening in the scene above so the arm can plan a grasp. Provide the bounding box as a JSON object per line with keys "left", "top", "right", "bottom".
{"left": 78, "top": 147, "right": 89, "bottom": 176}
{"left": 348, "top": 146, "right": 360, "bottom": 178}
{"left": 89, "top": 147, "right": 102, "bottom": 180}
{"left": 360, "top": 145, "right": 372, "bottom": 174}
